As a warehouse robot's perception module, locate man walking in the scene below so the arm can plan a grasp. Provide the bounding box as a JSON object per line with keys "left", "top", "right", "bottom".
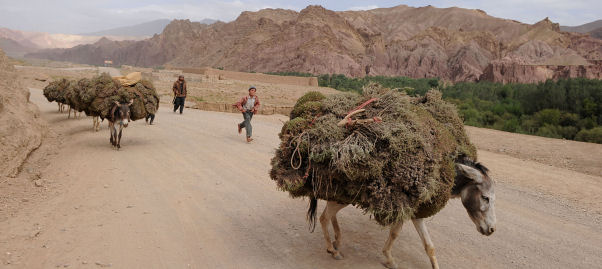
{"left": 235, "top": 86, "right": 260, "bottom": 143}
{"left": 172, "top": 75, "right": 187, "bottom": 114}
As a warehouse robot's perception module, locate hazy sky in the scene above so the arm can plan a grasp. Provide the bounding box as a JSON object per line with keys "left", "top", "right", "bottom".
{"left": 0, "top": 0, "right": 599, "bottom": 34}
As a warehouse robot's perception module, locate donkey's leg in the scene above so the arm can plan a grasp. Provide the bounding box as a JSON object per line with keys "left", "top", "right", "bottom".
{"left": 320, "top": 202, "right": 343, "bottom": 260}
{"left": 330, "top": 202, "right": 348, "bottom": 250}
{"left": 412, "top": 219, "right": 439, "bottom": 269}
{"left": 382, "top": 221, "right": 403, "bottom": 269}
{"left": 109, "top": 123, "right": 115, "bottom": 146}
{"left": 95, "top": 117, "right": 100, "bottom": 131}
{"left": 117, "top": 125, "right": 123, "bottom": 149}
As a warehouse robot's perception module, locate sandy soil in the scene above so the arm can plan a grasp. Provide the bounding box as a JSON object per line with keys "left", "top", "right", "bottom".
{"left": 146, "top": 70, "right": 339, "bottom": 107}
{"left": 0, "top": 88, "right": 600, "bottom": 269}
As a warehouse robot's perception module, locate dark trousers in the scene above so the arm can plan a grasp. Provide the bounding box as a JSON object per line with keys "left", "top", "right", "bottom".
{"left": 145, "top": 113, "right": 155, "bottom": 124}
{"left": 173, "top": 97, "right": 185, "bottom": 113}
{"left": 239, "top": 111, "right": 253, "bottom": 137}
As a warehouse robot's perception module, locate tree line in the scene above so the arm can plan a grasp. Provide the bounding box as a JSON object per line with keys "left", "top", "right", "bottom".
{"left": 269, "top": 72, "right": 601, "bottom": 144}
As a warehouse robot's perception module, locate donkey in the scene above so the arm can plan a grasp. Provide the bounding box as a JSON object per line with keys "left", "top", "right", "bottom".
{"left": 108, "top": 100, "right": 133, "bottom": 149}
{"left": 307, "top": 161, "right": 496, "bottom": 269}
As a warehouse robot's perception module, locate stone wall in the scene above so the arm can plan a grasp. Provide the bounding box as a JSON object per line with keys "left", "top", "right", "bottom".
{"left": 187, "top": 101, "right": 292, "bottom": 116}
{"left": 174, "top": 67, "right": 318, "bottom": 87}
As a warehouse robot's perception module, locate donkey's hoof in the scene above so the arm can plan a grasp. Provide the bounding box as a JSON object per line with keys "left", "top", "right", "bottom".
{"left": 333, "top": 252, "right": 344, "bottom": 260}
{"left": 382, "top": 261, "right": 398, "bottom": 269}
{"left": 327, "top": 249, "right": 344, "bottom": 260}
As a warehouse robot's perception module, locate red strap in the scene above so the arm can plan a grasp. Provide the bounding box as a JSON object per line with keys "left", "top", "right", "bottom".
{"left": 308, "top": 113, "right": 322, "bottom": 127}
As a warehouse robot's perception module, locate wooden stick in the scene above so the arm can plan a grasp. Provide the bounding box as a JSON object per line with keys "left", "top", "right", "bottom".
{"left": 337, "top": 116, "right": 382, "bottom": 127}
{"left": 337, "top": 109, "right": 365, "bottom": 127}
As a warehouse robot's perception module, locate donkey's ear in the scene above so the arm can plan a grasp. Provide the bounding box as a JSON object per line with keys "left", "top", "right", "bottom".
{"left": 456, "top": 163, "right": 483, "bottom": 183}
{"left": 128, "top": 99, "right": 134, "bottom": 106}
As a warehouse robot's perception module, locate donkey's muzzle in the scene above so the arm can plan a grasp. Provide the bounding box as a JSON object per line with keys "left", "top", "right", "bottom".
{"left": 479, "top": 226, "right": 495, "bottom": 236}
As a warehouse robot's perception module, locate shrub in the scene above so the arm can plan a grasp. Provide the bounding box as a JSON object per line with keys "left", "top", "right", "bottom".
{"left": 536, "top": 124, "right": 561, "bottom": 139}
{"left": 534, "top": 109, "right": 561, "bottom": 126}
{"left": 575, "top": 127, "right": 602, "bottom": 144}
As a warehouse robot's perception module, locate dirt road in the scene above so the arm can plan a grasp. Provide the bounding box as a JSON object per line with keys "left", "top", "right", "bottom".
{"left": 1, "top": 89, "right": 601, "bottom": 268}
{"left": 98, "top": 67, "right": 121, "bottom": 77}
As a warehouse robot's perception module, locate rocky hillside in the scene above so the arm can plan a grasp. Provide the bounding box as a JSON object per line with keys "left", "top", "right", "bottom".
{"left": 26, "top": 5, "right": 602, "bottom": 83}
{"left": 0, "top": 49, "right": 44, "bottom": 177}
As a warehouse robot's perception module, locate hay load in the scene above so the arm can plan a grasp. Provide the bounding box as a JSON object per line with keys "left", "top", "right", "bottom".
{"left": 64, "top": 78, "right": 90, "bottom": 112}
{"left": 87, "top": 73, "right": 159, "bottom": 120}
{"left": 270, "top": 84, "right": 477, "bottom": 225}
{"left": 43, "top": 73, "right": 160, "bottom": 120}
{"left": 43, "top": 78, "right": 70, "bottom": 104}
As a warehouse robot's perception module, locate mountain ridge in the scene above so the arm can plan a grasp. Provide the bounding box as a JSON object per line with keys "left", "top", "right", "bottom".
{"left": 25, "top": 5, "right": 602, "bottom": 83}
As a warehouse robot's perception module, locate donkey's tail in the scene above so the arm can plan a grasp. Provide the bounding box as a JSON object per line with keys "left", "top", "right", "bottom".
{"left": 307, "top": 197, "right": 318, "bottom": 233}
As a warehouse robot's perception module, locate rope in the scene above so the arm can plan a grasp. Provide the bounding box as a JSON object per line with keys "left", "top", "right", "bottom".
{"left": 291, "top": 113, "right": 321, "bottom": 170}
{"left": 290, "top": 136, "right": 303, "bottom": 170}
{"left": 289, "top": 131, "right": 308, "bottom": 170}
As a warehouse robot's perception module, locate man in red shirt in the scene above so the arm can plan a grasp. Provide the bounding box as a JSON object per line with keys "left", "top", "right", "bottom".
{"left": 235, "top": 86, "right": 260, "bottom": 142}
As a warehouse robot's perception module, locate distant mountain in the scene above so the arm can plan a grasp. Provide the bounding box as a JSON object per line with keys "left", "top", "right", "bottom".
{"left": 561, "top": 20, "right": 602, "bottom": 40}
{"left": 0, "top": 27, "right": 146, "bottom": 50}
{"left": 81, "top": 19, "right": 171, "bottom": 37}
{"left": 589, "top": 27, "right": 602, "bottom": 39}
{"left": 26, "top": 5, "right": 602, "bottom": 83}
{"left": 561, "top": 20, "right": 602, "bottom": 33}
{"left": 0, "top": 37, "right": 38, "bottom": 57}
{"left": 0, "top": 19, "right": 216, "bottom": 55}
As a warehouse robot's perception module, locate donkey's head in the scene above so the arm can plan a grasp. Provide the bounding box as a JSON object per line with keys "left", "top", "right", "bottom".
{"left": 452, "top": 161, "right": 496, "bottom": 236}
{"left": 113, "top": 100, "right": 134, "bottom": 127}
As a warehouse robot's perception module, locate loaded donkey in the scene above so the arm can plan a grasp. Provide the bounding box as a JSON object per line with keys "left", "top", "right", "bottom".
{"left": 307, "top": 158, "right": 496, "bottom": 269}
